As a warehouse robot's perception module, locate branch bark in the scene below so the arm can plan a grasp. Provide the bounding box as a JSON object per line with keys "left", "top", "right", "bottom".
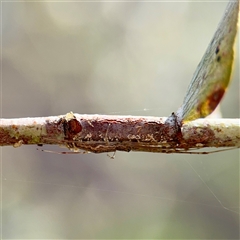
{"left": 0, "top": 112, "right": 239, "bottom": 154}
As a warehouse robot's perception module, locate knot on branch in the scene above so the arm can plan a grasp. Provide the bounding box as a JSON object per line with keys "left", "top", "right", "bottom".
{"left": 164, "top": 112, "right": 182, "bottom": 142}
{"left": 62, "top": 112, "right": 82, "bottom": 139}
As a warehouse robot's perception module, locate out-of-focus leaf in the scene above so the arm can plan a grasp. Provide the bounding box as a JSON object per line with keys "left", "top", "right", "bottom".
{"left": 177, "top": 1, "right": 239, "bottom": 123}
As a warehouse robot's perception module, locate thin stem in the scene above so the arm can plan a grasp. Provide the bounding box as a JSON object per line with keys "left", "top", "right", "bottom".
{"left": 0, "top": 112, "right": 239, "bottom": 153}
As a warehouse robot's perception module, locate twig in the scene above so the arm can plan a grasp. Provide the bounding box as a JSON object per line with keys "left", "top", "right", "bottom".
{"left": 0, "top": 112, "right": 239, "bottom": 153}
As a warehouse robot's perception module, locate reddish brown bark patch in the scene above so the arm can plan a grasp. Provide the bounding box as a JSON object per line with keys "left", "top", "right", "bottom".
{"left": 63, "top": 118, "right": 82, "bottom": 139}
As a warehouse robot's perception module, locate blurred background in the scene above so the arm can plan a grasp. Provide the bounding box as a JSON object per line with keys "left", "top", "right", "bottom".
{"left": 1, "top": 1, "right": 239, "bottom": 238}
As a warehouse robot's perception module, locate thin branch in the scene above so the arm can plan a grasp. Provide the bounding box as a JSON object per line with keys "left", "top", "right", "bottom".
{"left": 1, "top": 2, "right": 238, "bottom": 155}
{"left": 0, "top": 112, "right": 239, "bottom": 153}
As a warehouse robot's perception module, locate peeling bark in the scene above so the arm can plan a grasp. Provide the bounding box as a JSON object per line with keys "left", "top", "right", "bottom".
{"left": 0, "top": 112, "right": 239, "bottom": 154}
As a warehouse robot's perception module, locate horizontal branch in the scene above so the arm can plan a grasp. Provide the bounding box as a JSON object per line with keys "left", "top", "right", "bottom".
{"left": 0, "top": 112, "right": 239, "bottom": 154}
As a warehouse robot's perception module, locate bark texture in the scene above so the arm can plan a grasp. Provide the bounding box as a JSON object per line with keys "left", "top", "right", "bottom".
{"left": 0, "top": 112, "right": 239, "bottom": 154}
